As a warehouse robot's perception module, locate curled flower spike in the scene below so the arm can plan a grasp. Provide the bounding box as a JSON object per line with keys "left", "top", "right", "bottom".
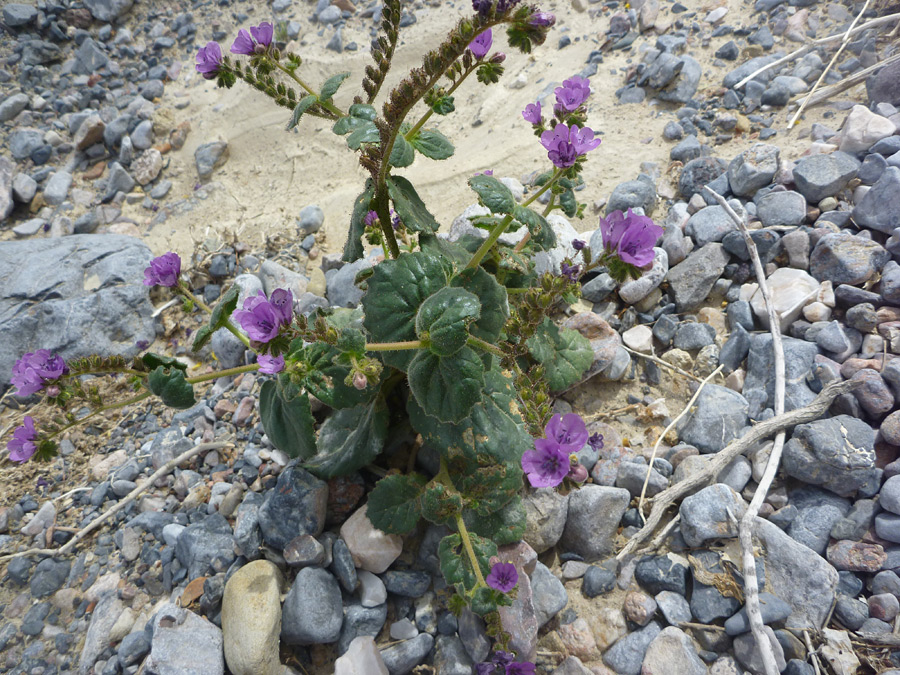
{"left": 195, "top": 42, "right": 223, "bottom": 80}
{"left": 572, "top": 238, "right": 586, "bottom": 251}
{"left": 8, "top": 416, "right": 38, "bottom": 463}
{"left": 11, "top": 350, "right": 68, "bottom": 397}
{"left": 560, "top": 262, "right": 580, "bottom": 283}
{"left": 364, "top": 210, "right": 379, "bottom": 227}
{"left": 143, "top": 252, "right": 182, "bottom": 287}
{"left": 522, "top": 101, "right": 541, "bottom": 125}
{"left": 529, "top": 10, "right": 555, "bottom": 26}
{"left": 468, "top": 29, "right": 493, "bottom": 60}
{"left": 486, "top": 562, "right": 519, "bottom": 592}
{"left": 257, "top": 354, "right": 285, "bottom": 374}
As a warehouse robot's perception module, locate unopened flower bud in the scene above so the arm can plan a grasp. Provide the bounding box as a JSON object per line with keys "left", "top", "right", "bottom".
{"left": 568, "top": 463, "right": 588, "bottom": 483}
{"left": 490, "top": 52, "right": 506, "bottom": 64}
{"left": 46, "top": 385, "right": 60, "bottom": 397}
{"left": 353, "top": 372, "right": 368, "bottom": 390}
{"left": 529, "top": 11, "right": 555, "bottom": 27}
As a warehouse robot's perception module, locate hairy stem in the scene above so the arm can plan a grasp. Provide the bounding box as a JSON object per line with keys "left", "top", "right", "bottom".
{"left": 49, "top": 390, "right": 153, "bottom": 439}
{"left": 177, "top": 280, "right": 212, "bottom": 314}
{"left": 365, "top": 340, "right": 424, "bottom": 352}
{"left": 371, "top": 188, "right": 401, "bottom": 259}
{"left": 404, "top": 63, "right": 478, "bottom": 142}
{"left": 467, "top": 335, "right": 505, "bottom": 357}
{"left": 186, "top": 363, "right": 260, "bottom": 384}
{"left": 455, "top": 513, "right": 487, "bottom": 588}
{"left": 273, "top": 62, "right": 343, "bottom": 117}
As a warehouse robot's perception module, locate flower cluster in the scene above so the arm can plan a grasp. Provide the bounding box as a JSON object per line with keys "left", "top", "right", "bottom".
{"left": 599, "top": 209, "right": 663, "bottom": 268}
{"left": 11, "top": 350, "right": 68, "bottom": 397}
{"left": 539, "top": 123, "right": 601, "bottom": 169}
{"left": 234, "top": 289, "right": 293, "bottom": 343}
{"left": 231, "top": 22, "right": 273, "bottom": 56}
{"left": 7, "top": 416, "right": 38, "bottom": 462}
{"left": 521, "top": 413, "right": 588, "bottom": 488}
{"left": 143, "top": 252, "right": 181, "bottom": 287}
{"left": 554, "top": 75, "right": 590, "bottom": 113}
{"left": 475, "top": 651, "right": 536, "bottom": 675}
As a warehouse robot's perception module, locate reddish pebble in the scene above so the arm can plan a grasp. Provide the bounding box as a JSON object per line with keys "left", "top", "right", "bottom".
{"left": 869, "top": 593, "right": 900, "bottom": 621}
{"left": 827, "top": 540, "right": 886, "bottom": 573}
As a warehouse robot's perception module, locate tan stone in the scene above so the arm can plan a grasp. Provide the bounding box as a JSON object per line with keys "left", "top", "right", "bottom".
{"left": 340, "top": 505, "right": 402, "bottom": 574}
{"left": 222, "top": 560, "right": 283, "bottom": 675}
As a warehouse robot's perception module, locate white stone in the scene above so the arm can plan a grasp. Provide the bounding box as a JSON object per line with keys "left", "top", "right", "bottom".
{"left": 357, "top": 570, "right": 387, "bottom": 608}
{"left": 534, "top": 214, "right": 583, "bottom": 276}
{"left": 222, "top": 560, "right": 283, "bottom": 675}
{"left": 749, "top": 267, "right": 819, "bottom": 331}
{"left": 802, "top": 301, "right": 831, "bottom": 322}
{"left": 622, "top": 325, "right": 653, "bottom": 353}
{"left": 390, "top": 618, "right": 419, "bottom": 640}
{"left": 705, "top": 6, "right": 727, "bottom": 22}
{"left": 499, "top": 176, "right": 525, "bottom": 202}
{"left": 340, "top": 505, "right": 403, "bottom": 574}
{"left": 20, "top": 501, "right": 56, "bottom": 536}
{"left": 839, "top": 105, "right": 897, "bottom": 154}
{"left": 618, "top": 247, "right": 669, "bottom": 304}
{"left": 335, "top": 636, "right": 389, "bottom": 675}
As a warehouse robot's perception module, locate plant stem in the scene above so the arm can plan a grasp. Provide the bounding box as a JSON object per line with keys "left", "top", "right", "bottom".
{"left": 49, "top": 390, "right": 153, "bottom": 439}
{"left": 371, "top": 189, "right": 401, "bottom": 259}
{"left": 467, "top": 336, "right": 504, "bottom": 358}
{"left": 365, "top": 340, "right": 424, "bottom": 352}
{"left": 404, "top": 64, "right": 477, "bottom": 142}
{"left": 177, "top": 281, "right": 213, "bottom": 314}
{"left": 465, "top": 167, "right": 566, "bottom": 270}
{"left": 224, "top": 321, "right": 252, "bottom": 348}
{"left": 541, "top": 194, "right": 556, "bottom": 217}
{"left": 186, "top": 363, "right": 260, "bottom": 385}
{"left": 272, "top": 61, "right": 344, "bottom": 117}
{"left": 455, "top": 513, "right": 487, "bottom": 587}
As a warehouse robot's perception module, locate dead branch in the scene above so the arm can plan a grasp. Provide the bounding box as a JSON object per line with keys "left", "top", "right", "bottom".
{"left": 792, "top": 52, "right": 900, "bottom": 109}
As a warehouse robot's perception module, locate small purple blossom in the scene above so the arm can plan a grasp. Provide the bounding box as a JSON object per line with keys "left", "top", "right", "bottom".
{"left": 486, "top": 562, "right": 519, "bottom": 593}
{"left": 268, "top": 288, "right": 294, "bottom": 324}
{"left": 250, "top": 22, "right": 274, "bottom": 48}
{"left": 521, "top": 437, "right": 570, "bottom": 488}
{"left": 529, "top": 10, "right": 555, "bottom": 26}
{"left": 352, "top": 372, "right": 368, "bottom": 390}
{"left": 8, "top": 416, "right": 38, "bottom": 463}
{"left": 506, "top": 663, "right": 537, "bottom": 675}
{"left": 522, "top": 101, "right": 541, "bottom": 124}
{"left": 545, "top": 413, "right": 588, "bottom": 452}
{"left": 364, "top": 210, "right": 379, "bottom": 227}
{"left": 11, "top": 350, "right": 69, "bottom": 397}
{"left": 539, "top": 123, "right": 601, "bottom": 168}
{"left": 589, "top": 432, "right": 604, "bottom": 451}
{"left": 600, "top": 209, "right": 662, "bottom": 268}
{"left": 475, "top": 169, "right": 494, "bottom": 176}
{"left": 195, "top": 42, "right": 223, "bottom": 80}
{"left": 143, "top": 252, "right": 181, "bottom": 287}
{"left": 469, "top": 29, "right": 493, "bottom": 60}
{"left": 572, "top": 238, "right": 586, "bottom": 251}
{"left": 231, "top": 29, "right": 255, "bottom": 55}
{"left": 560, "top": 261, "right": 580, "bottom": 282}
{"left": 568, "top": 462, "right": 588, "bottom": 483}
{"left": 234, "top": 291, "right": 288, "bottom": 343}
{"left": 554, "top": 76, "right": 591, "bottom": 111}
{"left": 257, "top": 354, "right": 285, "bottom": 374}
{"left": 391, "top": 210, "right": 402, "bottom": 230}
{"left": 476, "top": 651, "right": 530, "bottom": 675}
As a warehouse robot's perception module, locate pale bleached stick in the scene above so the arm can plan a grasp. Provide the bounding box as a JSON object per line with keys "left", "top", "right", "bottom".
{"left": 638, "top": 365, "right": 724, "bottom": 523}
{"left": 788, "top": 0, "right": 873, "bottom": 130}
{"left": 794, "top": 52, "right": 900, "bottom": 109}
{"left": 616, "top": 378, "right": 858, "bottom": 561}
{"left": 705, "top": 186, "right": 783, "bottom": 675}
{"left": 622, "top": 346, "right": 701, "bottom": 383}
{"left": 0, "top": 441, "right": 232, "bottom": 562}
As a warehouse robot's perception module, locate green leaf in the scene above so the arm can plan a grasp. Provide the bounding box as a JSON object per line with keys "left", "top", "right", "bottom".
{"left": 438, "top": 533, "right": 496, "bottom": 591}
{"left": 209, "top": 285, "right": 241, "bottom": 332}
{"left": 259, "top": 378, "right": 317, "bottom": 459}
{"left": 560, "top": 188, "right": 577, "bottom": 218}
{"left": 463, "top": 495, "right": 526, "bottom": 545}
{"left": 408, "top": 347, "right": 484, "bottom": 423}
{"left": 471, "top": 586, "right": 513, "bottom": 616}
{"left": 286, "top": 95, "right": 319, "bottom": 130}
{"left": 421, "top": 481, "right": 463, "bottom": 526}
{"left": 302, "top": 396, "right": 389, "bottom": 478}
{"left": 410, "top": 130, "right": 455, "bottom": 160}
{"left": 513, "top": 205, "right": 557, "bottom": 251}
{"left": 141, "top": 353, "right": 187, "bottom": 372}
{"left": 362, "top": 250, "right": 448, "bottom": 372}
{"left": 386, "top": 176, "right": 440, "bottom": 234}
{"left": 299, "top": 342, "right": 378, "bottom": 409}
{"left": 347, "top": 121, "right": 380, "bottom": 149}
{"left": 343, "top": 179, "right": 375, "bottom": 263}
{"left": 147, "top": 366, "right": 196, "bottom": 409}
{"left": 389, "top": 134, "right": 415, "bottom": 168}
{"left": 526, "top": 318, "right": 594, "bottom": 391}
{"left": 415, "top": 287, "right": 481, "bottom": 356}
{"left": 449, "top": 268, "right": 509, "bottom": 344}
{"left": 366, "top": 473, "right": 429, "bottom": 534}
{"left": 332, "top": 104, "right": 377, "bottom": 136}
{"left": 475, "top": 61, "right": 503, "bottom": 85}
{"left": 349, "top": 103, "right": 377, "bottom": 120}
{"left": 468, "top": 174, "right": 515, "bottom": 214}
{"left": 320, "top": 72, "right": 350, "bottom": 100}
{"left": 191, "top": 325, "right": 213, "bottom": 352}
{"left": 431, "top": 95, "right": 455, "bottom": 115}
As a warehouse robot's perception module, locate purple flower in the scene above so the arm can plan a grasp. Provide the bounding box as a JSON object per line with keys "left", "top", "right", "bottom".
{"left": 555, "top": 76, "right": 591, "bottom": 112}
{"left": 8, "top": 416, "right": 38, "bottom": 463}
{"left": 195, "top": 42, "right": 223, "bottom": 80}
{"left": 364, "top": 210, "right": 378, "bottom": 227}
{"left": 560, "top": 261, "right": 580, "bottom": 282}
{"left": 391, "top": 210, "right": 402, "bottom": 230}
{"left": 250, "top": 22, "right": 274, "bottom": 48}
{"left": 143, "top": 252, "right": 181, "bottom": 287}
{"left": 234, "top": 291, "right": 284, "bottom": 343}
{"left": 231, "top": 28, "right": 255, "bottom": 55}
{"left": 506, "top": 663, "right": 537, "bottom": 675}
{"left": 599, "top": 209, "right": 631, "bottom": 252}
{"left": 539, "top": 124, "right": 601, "bottom": 168}
{"left": 475, "top": 169, "right": 494, "bottom": 176}
{"left": 475, "top": 651, "right": 516, "bottom": 675}
{"left": 522, "top": 102, "right": 541, "bottom": 124}
{"left": 469, "top": 29, "right": 493, "bottom": 59}
{"left": 486, "top": 562, "right": 519, "bottom": 592}
{"left": 529, "top": 11, "right": 555, "bottom": 26}
{"left": 602, "top": 209, "right": 663, "bottom": 267}
{"left": 572, "top": 238, "right": 586, "bottom": 251}
{"left": 11, "top": 350, "right": 68, "bottom": 397}
{"left": 257, "top": 354, "right": 285, "bottom": 374}
{"left": 589, "top": 432, "right": 604, "bottom": 451}
{"left": 473, "top": 0, "right": 521, "bottom": 14}
{"left": 521, "top": 438, "right": 570, "bottom": 488}
{"left": 268, "top": 288, "right": 294, "bottom": 325}
{"left": 232, "top": 22, "right": 274, "bottom": 55}
{"left": 545, "top": 413, "right": 588, "bottom": 452}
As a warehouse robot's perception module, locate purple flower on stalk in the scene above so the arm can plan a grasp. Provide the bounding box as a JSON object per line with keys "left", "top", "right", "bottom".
{"left": 506, "top": 663, "right": 537, "bottom": 675}
{"left": 268, "top": 288, "right": 294, "bottom": 324}
{"left": 475, "top": 651, "right": 518, "bottom": 675}
{"left": 572, "top": 238, "right": 586, "bottom": 251}
{"left": 598, "top": 209, "right": 630, "bottom": 252}
{"left": 8, "top": 416, "right": 38, "bottom": 463}
{"left": 521, "top": 437, "right": 570, "bottom": 488}
{"left": 522, "top": 102, "right": 541, "bottom": 124}
{"left": 539, "top": 123, "right": 601, "bottom": 168}
{"left": 143, "top": 252, "right": 181, "bottom": 287}
{"left": 601, "top": 209, "right": 663, "bottom": 267}
{"left": 555, "top": 76, "right": 591, "bottom": 112}
{"left": 231, "top": 28, "right": 255, "bottom": 55}
{"left": 529, "top": 10, "right": 555, "bottom": 26}
{"left": 560, "top": 261, "right": 580, "bottom": 282}
{"left": 257, "top": 354, "right": 285, "bottom": 374}
{"left": 250, "top": 22, "right": 274, "bottom": 48}
{"left": 589, "top": 432, "right": 604, "bottom": 451}
{"left": 469, "top": 29, "right": 493, "bottom": 59}
{"left": 364, "top": 210, "right": 378, "bottom": 227}
{"left": 234, "top": 291, "right": 284, "bottom": 343}
{"left": 545, "top": 413, "right": 588, "bottom": 452}
{"left": 195, "top": 42, "right": 223, "bottom": 80}
{"left": 11, "top": 350, "right": 68, "bottom": 397}
{"left": 486, "top": 562, "right": 519, "bottom": 592}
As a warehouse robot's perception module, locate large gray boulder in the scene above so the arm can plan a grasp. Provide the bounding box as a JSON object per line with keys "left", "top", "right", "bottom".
{"left": 0, "top": 235, "right": 157, "bottom": 391}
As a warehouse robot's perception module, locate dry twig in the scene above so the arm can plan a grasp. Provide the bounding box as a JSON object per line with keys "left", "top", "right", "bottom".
{"left": 622, "top": 346, "right": 702, "bottom": 383}
{"left": 0, "top": 441, "right": 231, "bottom": 563}
{"left": 793, "top": 52, "right": 900, "bottom": 109}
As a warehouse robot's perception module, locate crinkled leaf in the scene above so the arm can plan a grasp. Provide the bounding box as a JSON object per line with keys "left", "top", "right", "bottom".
{"left": 471, "top": 586, "right": 513, "bottom": 616}
{"left": 302, "top": 396, "right": 388, "bottom": 478}
{"left": 336, "top": 326, "right": 366, "bottom": 357}
{"left": 286, "top": 95, "right": 319, "bottom": 130}
{"left": 408, "top": 347, "right": 485, "bottom": 423}
{"left": 468, "top": 174, "right": 515, "bottom": 214}
{"left": 386, "top": 175, "right": 439, "bottom": 234}
{"left": 415, "top": 287, "right": 481, "bottom": 356}
{"left": 463, "top": 495, "right": 526, "bottom": 545}
{"left": 513, "top": 205, "right": 557, "bottom": 251}
{"left": 560, "top": 188, "right": 577, "bottom": 218}
{"left": 343, "top": 179, "right": 374, "bottom": 263}
{"left": 333, "top": 104, "right": 377, "bottom": 135}
{"left": 347, "top": 121, "right": 380, "bottom": 149}
{"left": 367, "top": 472, "right": 428, "bottom": 534}
{"left": 142, "top": 353, "right": 187, "bottom": 372}
{"left": 410, "top": 129, "right": 455, "bottom": 160}
{"left": 191, "top": 325, "right": 213, "bottom": 352}
{"left": 526, "top": 317, "right": 594, "bottom": 391}
{"left": 389, "top": 134, "right": 415, "bottom": 168}
{"left": 259, "top": 378, "right": 317, "bottom": 459}
{"left": 421, "top": 481, "right": 463, "bottom": 526}
{"left": 439, "top": 533, "right": 496, "bottom": 592}
{"left": 349, "top": 103, "right": 377, "bottom": 120}
{"left": 207, "top": 284, "right": 241, "bottom": 332}
{"left": 362, "top": 250, "right": 448, "bottom": 371}
{"left": 431, "top": 95, "right": 455, "bottom": 115}
{"left": 320, "top": 71, "right": 350, "bottom": 100}
{"left": 300, "top": 341, "right": 378, "bottom": 409}
{"left": 418, "top": 232, "right": 471, "bottom": 268}
{"left": 147, "top": 366, "right": 195, "bottom": 409}
{"left": 449, "top": 267, "right": 508, "bottom": 344}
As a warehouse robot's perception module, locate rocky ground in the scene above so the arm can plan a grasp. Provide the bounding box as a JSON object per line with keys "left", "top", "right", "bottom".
{"left": 2, "top": 0, "right": 900, "bottom": 673}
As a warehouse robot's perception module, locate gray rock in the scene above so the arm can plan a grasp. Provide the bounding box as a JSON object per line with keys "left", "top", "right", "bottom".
{"left": 117, "top": 631, "right": 151, "bottom": 667}
{"left": 257, "top": 462, "right": 328, "bottom": 549}
{"left": 282, "top": 567, "right": 343, "bottom": 645}
{"left": 9, "top": 128, "right": 43, "bottom": 160}
{"left": 679, "top": 156, "right": 728, "bottom": 199}
{"left": 685, "top": 204, "right": 739, "bottom": 247}
{"left": 679, "top": 483, "right": 746, "bottom": 547}
{"left": 603, "top": 621, "right": 662, "bottom": 675}
{"left": 666, "top": 243, "right": 730, "bottom": 311}
{"left": 298, "top": 204, "right": 325, "bottom": 233}
{"left": 619, "top": 248, "right": 668, "bottom": 304}
{"left": 103, "top": 163, "right": 135, "bottom": 200}
{"left": 831, "top": 499, "right": 878, "bottom": 541}
{"left": 79, "top": 594, "right": 124, "bottom": 674}
{"left": 655, "top": 590, "right": 692, "bottom": 625}
{"left": 337, "top": 603, "right": 387, "bottom": 655}
{"left": 743, "top": 334, "right": 819, "bottom": 417}
{"left": 834, "top": 595, "right": 869, "bottom": 631}
{"left": 0, "top": 235, "right": 156, "bottom": 393}
{"left": 210, "top": 330, "right": 247, "bottom": 369}
{"left": 658, "top": 55, "right": 702, "bottom": 104}
{"left": 782, "top": 415, "right": 879, "bottom": 498}
{"left": 0, "top": 156, "right": 13, "bottom": 222}
{"left": 728, "top": 144, "right": 780, "bottom": 197}
{"left": 380, "top": 633, "right": 434, "bottom": 675}
{"left": 326, "top": 257, "right": 375, "bottom": 308}
{"left": 853, "top": 167, "right": 900, "bottom": 234}
{"left": 635, "top": 555, "right": 689, "bottom": 595}
{"left": 867, "top": 61, "right": 900, "bottom": 107}
{"left": 103, "top": 115, "right": 131, "bottom": 149}
{"left": 458, "top": 610, "right": 490, "bottom": 663}
{"left": 641, "top": 626, "right": 707, "bottom": 675}
{"left": 734, "top": 626, "right": 786, "bottom": 674}
{"left": 147, "top": 603, "right": 224, "bottom": 675}
{"left": 673, "top": 322, "right": 716, "bottom": 350}
{"left": 607, "top": 176, "right": 657, "bottom": 215}
{"left": 671, "top": 135, "right": 703, "bottom": 162}
{"left": 617, "top": 461, "right": 668, "bottom": 497}
{"left": 3, "top": 3, "right": 36, "bottom": 26}
{"left": 72, "top": 38, "right": 108, "bottom": 75}
{"left": 788, "top": 487, "right": 850, "bottom": 554}
{"left": 792, "top": 152, "right": 859, "bottom": 202}
{"left": 723, "top": 55, "right": 779, "bottom": 88}
{"left": 130, "top": 119, "right": 153, "bottom": 150}
{"left": 523, "top": 488, "right": 569, "bottom": 554}
{"left": 43, "top": 171, "right": 72, "bottom": 206}
{"left": 809, "top": 232, "right": 889, "bottom": 286}
{"left": 859, "top": 154, "right": 888, "bottom": 185}
{"left": 581, "top": 273, "right": 617, "bottom": 303}
{"left": 757, "top": 190, "right": 806, "bottom": 227}
{"left": 30, "top": 558, "right": 69, "bottom": 598}
{"left": 83, "top": 0, "right": 133, "bottom": 21}
{"left": 724, "top": 592, "right": 793, "bottom": 635}
{"left": 719, "top": 323, "right": 750, "bottom": 373}
{"left": 433, "top": 635, "right": 473, "bottom": 675}
{"left": 690, "top": 550, "right": 744, "bottom": 623}
{"left": 317, "top": 4, "right": 341, "bottom": 23}
{"left": 679, "top": 385, "right": 749, "bottom": 454}
{"left": 0, "top": 92, "right": 29, "bottom": 122}
{"left": 175, "top": 513, "right": 235, "bottom": 580}
{"left": 560, "top": 484, "right": 630, "bottom": 560}
{"left": 582, "top": 565, "right": 617, "bottom": 597}
{"left": 531, "top": 561, "right": 568, "bottom": 628}
{"left": 195, "top": 141, "right": 229, "bottom": 180}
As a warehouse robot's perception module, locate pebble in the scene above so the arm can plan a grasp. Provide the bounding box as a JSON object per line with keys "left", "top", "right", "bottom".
{"left": 221, "top": 560, "right": 283, "bottom": 675}
{"left": 281, "top": 567, "right": 343, "bottom": 645}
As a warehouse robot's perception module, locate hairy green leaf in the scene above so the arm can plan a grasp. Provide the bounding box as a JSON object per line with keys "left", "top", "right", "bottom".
{"left": 513, "top": 205, "right": 557, "bottom": 251}
{"left": 421, "top": 481, "right": 463, "bottom": 526}
{"left": 346, "top": 121, "right": 380, "bottom": 149}
{"left": 449, "top": 267, "right": 508, "bottom": 344}
{"left": 147, "top": 366, "right": 195, "bottom": 409}
{"left": 389, "top": 134, "right": 415, "bottom": 168}
{"left": 286, "top": 95, "right": 319, "bottom": 130}
{"left": 333, "top": 103, "right": 377, "bottom": 135}
{"left": 302, "top": 396, "right": 388, "bottom": 478}
{"left": 560, "top": 188, "right": 577, "bottom": 217}
{"left": 410, "top": 129, "right": 455, "bottom": 160}
{"left": 468, "top": 174, "right": 515, "bottom": 214}
{"left": 299, "top": 342, "right": 379, "bottom": 409}
{"left": 408, "top": 347, "right": 484, "bottom": 423}
{"left": 431, "top": 95, "right": 455, "bottom": 115}
{"left": 343, "top": 179, "right": 375, "bottom": 263}
{"left": 367, "top": 472, "right": 429, "bottom": 534}
{"left": 386, "top": 175, "right": 439, "bottom": 234}
{"left": 526, "top": 318, "right": 594, "bottom": 391}
{"left": 463, "top": 495, "right": 526, "bottom": 545}
{"left": 415, "top": 287, "right": 481, "bottom": 356}
{"left": 320, "top": 71, "right": 350, "bottom": 100}
{"left": 142, "top": 353, "right": 187, "bottom": 372}
{"left": 259, "top": 378, "right": 317, "bottom": 459}
{"left": 438, "top": 533, "right": 496, "bottom": 592}
{"left": 191, "top": 325, "right": 213, "bottom": 352}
